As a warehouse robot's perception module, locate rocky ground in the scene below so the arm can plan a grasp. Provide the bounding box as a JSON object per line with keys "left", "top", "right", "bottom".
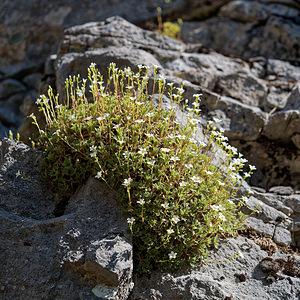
{"left": 0, "top": 1, "right": 300, "bottom": 299}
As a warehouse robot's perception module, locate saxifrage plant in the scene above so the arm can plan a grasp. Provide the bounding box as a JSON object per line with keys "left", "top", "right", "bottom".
{"left": 31, "top": 63, "right": 255, "bottom": 273}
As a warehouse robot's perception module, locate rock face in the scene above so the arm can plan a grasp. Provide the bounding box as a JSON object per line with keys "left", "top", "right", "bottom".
{"left": 46, "top": 16, "right": 300, "bottom": 190}
{"left": 0, "top": 138, "right": 133, "bottom": 300}
{"left": 1, "top": 1, "right": 300, "bottom": 298}
{"left": 181, "top": 0, "right": 300, "bottom": 60}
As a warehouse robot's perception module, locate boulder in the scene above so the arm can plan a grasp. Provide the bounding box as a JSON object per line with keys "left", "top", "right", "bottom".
{"left": 0, "top": 138, "right": 133, "bottom": 300}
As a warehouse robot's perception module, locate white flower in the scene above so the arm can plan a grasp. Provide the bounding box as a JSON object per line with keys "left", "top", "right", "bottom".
{"left": 167, "top": 228, "right": 174, "bottom": 234}
{"left": 122, "top": 178, "right": 133, "bottom": 187}
{"left": 95, "top": 171, "right": 102, "bottom": 179}
{"left": 242, "top": 196, "right": 249, "bottom": 203}
{"left": 138, "top": 148, "right": 147, "bottom": 156}
{"left": 176, "top": 135, "right": 186, "bottom": 140}
{"left": 191, "top": 176, "right": 202, "bottom": 183}
{"left": 55, "top": 104, "right": 62, "bottom": 109}
{"left": 77, "top": 90, "right": 84, "bottom": 97}
{"left": 89, "top": 62, "right": 96, "bottom": 68}
{"left": 168, "top": 251, "right": 177, "bottom": 259}
{"left": 249, "top": 165, "right": 256, "bottom": 170}
{"left": 145, "top": 133, "right": 155, "bottom": 138}
{"left": 213, "top": 117, "right": 221, "bottom": 123}
{"left": 193, "top": 93, "right": 202, "bottom": 98}
{"left": 189, "top": 138, "right": 197, "bottom": 144}
{"left": 146, "top": 160, "right": 156, "bottom": 166}
{"left": 136, "top": 101, "right": 144, "bottom": 105}
{"left": 129, "top": 96, "right": 136, "bottom": 101}
{"left": 116, "top": 139, "right": 125, "bottom": 144}
{"left": 135, "top": 119, "right": 145, "bottom": 124}
{"left": 126, "top": 86, "right": 134, "bottom": 90}
{"left": 211, "top": 205, "right": 224, "bottom": 211}
{"left": 167, "top": 82, "right": 174, "bottom": 87}
{"left": 145, "top": 112, "right": 154, "bottom": 117}
{"left": 171, "top": 216, "right": 180, "bottom": 224}
{"left": 176, "top": 87, "right": 185, "bottom": 94}
{"left": 123, "top": 151, "right": 131, "bottom": 158}
{"left": 127, "top": 217, "right": 135, "bottom": 224}
{"left": 170, "top": 156, "right": 180, "bottom": 162}
{"left": 90, "top": 152, "right": 97, "bottom": 158}
{"left": 35, "top": 98, "right": 42, "bottom": 105}
{"left": 53, "top": 129, "right": 60, "bottom": 135}
{"left": 161, "top": 202, "right": 169, "bottom": 209}
{"left": 16, "top": 170, "right": 21, "bottom": 178}
{"left": 113, "top": 124, "right": 120, "bottom": 129}
{"left": 179, "top": 181, "right": 187, "bottom": 187}
{"left": 161, "top": 148, "right": 171, "bottom": 153}
{"left": 217, "top": 180, "right": 225, "bottom": 186}
{"left": 204, "top": 170, "right": 213, "bottom": 175}
{"left": 68, "top": 114, "right": 75, "bottom": 121}
{"left": 199, "top": 141, "right": 207, "bottom": 147}
{"left": 97, "top": 116, "right": 105, "bottom": 121}
{"left": 218, "top": 213, "right": 226, "bottom": 222}
{"left": 189, "top": 119, "right": 199, "bottom": 125}
{"left": 90, "top": 146, "right": 97, "bottom": 152}
{"left": 84, "top": 116, "right": 92, "bottom": 121}
{"left": 244, "top": 172, "right": 251, "bottom": 178}
{"left": 137, "top": 199, "right": 145, "bottom": 205}
{"left": 184, "top": 164, "right": 193, "bottom": 169}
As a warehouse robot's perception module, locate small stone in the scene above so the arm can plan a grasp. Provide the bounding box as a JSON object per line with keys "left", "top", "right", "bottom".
{"left": 269, "top": 186, "right": 294, "bottom": 195}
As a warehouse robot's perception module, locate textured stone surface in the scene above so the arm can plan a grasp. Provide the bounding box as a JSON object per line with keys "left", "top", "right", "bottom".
{"left": 0, "top": 0, "right": 186, "bottom": 74}
{"left": 181, "top": 0, "right": 300, "bottom": 60}
{"left": 132, "top": 236, "right": 300, "bottom": 300}
{"left": 0, "top": 139, "right": 133, "bottom": 300}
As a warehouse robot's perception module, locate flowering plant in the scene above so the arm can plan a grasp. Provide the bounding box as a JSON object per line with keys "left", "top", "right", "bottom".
{"left": 32, "top": 63, "right": 253, "bottom": 272}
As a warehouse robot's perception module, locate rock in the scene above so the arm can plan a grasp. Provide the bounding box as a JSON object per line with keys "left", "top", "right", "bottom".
{"left": 291, "top": 134, "right": 300, "bottom": 150}
{"left": 132, "top": 236, "right": 300, "bottom": 300}
{"left": 56, "top": 46, "right": 161, "bottom": 97}
{"left": 273, "top": 226, "right": 292, "bottom": 247}
{"left": 283, "top": 195, "right": 300, "bottom": 214}
{"left": 0, "top": 138, "right": 133, "bottom": 299}
{"left": 244, "top": 217, "right": 275, "bottom": 238}
{"left": 0, "top": 0, "right": 186, "bottom": 74}
{"left": 23, "top": 72, "right": 42, "bottom": 90}
{"left": 262, "top": 110, "right": 300, "bottom": 143}
{"left": 0, "top": 79, "right": 26, "bottom": 100}
{"left": 215, "top": 72, "right": 268, "bottom": 107}
{"left": 269, "top": 186, "right": 294, "bottom": 196}
{"left": 213, "top": 96, "right": 266, "bottom": 141}
{"left": 181, "top": 1, "right": 300, "bottom": 60}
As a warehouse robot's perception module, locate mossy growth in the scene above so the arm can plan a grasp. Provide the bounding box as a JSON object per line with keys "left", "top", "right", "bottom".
{"left": 31, "top": 63, "right": 254, "bottom": 273}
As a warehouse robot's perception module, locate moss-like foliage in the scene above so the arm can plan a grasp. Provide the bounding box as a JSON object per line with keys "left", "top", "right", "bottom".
{"left": 32, "top": 63, "right": 254, "bottom": 273}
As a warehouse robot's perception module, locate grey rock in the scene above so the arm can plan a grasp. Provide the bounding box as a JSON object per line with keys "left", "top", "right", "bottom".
{"left": 262, "top": 110, "right": 300, "bottom": 143}
{"left": 244, "top": 217, "right": 275, "bottom": 238}
{"left": 181, "top": 1, "right": 300, "bottom": 60}
{"left": 253, "top": 192, "right": 293, "bottom": 216}
{"left": 291, "top": 134, "right": 300, "bottom": 150}
{"left": 0, "top": 79, "right": 26, "bottom": 100}
{"left": 243, "top": 196, "right": 290, "bottom": 224}
{"left": 269, "top": 186, "right": 294, "bottom": 196}
{"left": 0, "top": 139, "right": 133, "bottom": 300}
{"left": 273, "top": 226, "right": 292, "bottom": 247}
{"left": 132, "top": 236, "right": 300, "bottom": 300}
{"left": 216, "top": 72, "right": 267, "bottom": 107}
{"left": 56, "top": 46, "right": 161, "bottom": 97}
{"left": 23, "top": 72, "right": 42, "bottom": 90}
{"left": 283, "top": 194, "right": 300, "bottom": 214}
{"left": 214, "top": 96, "right": 266, "bottom": 141}
{"left": 0, "top": 0, "right": 186, "bottom": 74}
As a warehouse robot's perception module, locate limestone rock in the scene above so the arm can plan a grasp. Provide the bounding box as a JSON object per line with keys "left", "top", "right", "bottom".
{"left": 0, "top": 139, "right": 133, "bottom": 300}
{"left": 132, "top": 236, "right": 300, "bottom": 300}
